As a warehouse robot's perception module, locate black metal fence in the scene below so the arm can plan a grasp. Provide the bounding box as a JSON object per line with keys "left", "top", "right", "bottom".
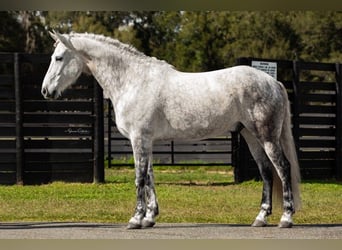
{"left": 1, "top": 53, "right": 341, "bottom": 185}
{"left": 0, "top": 53, "right": 104, "bottom": 185}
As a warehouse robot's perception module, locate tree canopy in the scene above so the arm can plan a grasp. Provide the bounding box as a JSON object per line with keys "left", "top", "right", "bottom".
{"left": 1, "top": 11, "right": 341, "bottom": 71}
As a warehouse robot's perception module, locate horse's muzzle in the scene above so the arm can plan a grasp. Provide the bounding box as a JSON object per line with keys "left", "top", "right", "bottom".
{"left": 41, "top": 87, "right": 57, "bottom": 99}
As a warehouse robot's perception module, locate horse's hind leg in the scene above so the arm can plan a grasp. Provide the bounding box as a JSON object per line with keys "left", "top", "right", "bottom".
{"left": 263, "top": 141, "right": 295, "bottom": 228}
{"left": 241, "top": 129, "right": 274, "bottom": 227}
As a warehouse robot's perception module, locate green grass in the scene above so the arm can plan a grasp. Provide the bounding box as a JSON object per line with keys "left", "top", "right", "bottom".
{"left": 0, "top": 167, "right": 341, "bottom": 225}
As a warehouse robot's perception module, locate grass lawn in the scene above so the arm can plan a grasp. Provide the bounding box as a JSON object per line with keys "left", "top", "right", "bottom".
{"left": 0, "top": 166, "right": 341, "bottom": 225}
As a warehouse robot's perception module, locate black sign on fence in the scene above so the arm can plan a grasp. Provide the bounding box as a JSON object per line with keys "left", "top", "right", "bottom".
{"left": 0, "top": 53, "right": 104, "bottom": 185}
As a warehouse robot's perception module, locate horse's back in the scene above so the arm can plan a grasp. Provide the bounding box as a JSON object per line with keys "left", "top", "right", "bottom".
{"left": 162, "top": 65, "right": 284, "bottom": 113}
{"left": 167, "top": 65, "right": 281, "bottom": 93}
{"left": 156, "top": 65, "right": 285, "bottom": 140}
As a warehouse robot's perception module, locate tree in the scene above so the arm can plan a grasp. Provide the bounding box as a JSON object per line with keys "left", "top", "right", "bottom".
{"left": 0, "top": 12, "right": 25, "bottom": 52}
{"left": 220, "top": 11, "right": 301, "bottom": 65}
{"left": 143, "top": 11, "right": 182, "bottom": 61}
{"left": 123, "top": 11, "right": 303, "bottom": 71}
{"left": 172, "top": 11, "right": 223, "bottom": 71}
{"left": 1, "top": 11, "right": 341, "bottom": 65}
{"left": 288, "top": 11, "right": 342, "bottom": 63}
{"left": 126, "top": 11, "right": 232, "bottom": 71}
{"left": 0, "top": 11, "right": 54, "bottom": 53}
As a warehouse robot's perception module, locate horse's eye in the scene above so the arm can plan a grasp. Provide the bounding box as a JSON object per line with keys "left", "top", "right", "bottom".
{"left": 55, "top": 56, "right": 63, "bottom": 61}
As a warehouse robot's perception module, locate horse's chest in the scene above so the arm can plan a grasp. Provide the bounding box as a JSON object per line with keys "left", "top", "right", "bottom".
{"left": 113, "top": 97, "right": 156, "bottom": 138}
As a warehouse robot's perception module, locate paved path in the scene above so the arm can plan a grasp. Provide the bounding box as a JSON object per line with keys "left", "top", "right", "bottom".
{"left": 0, "top": 222, "right": 341, "bottom": 239}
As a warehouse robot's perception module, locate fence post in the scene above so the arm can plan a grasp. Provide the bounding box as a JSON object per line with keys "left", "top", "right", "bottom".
{"left": 232, "top": 132, "right": 242, "bottom": 183}
{"left": 292, "top": 61, "right": 301, "bottom": 157}
{"left": 93, "top": 80, "right": 105, "bottom": 183}
{"left": 107, "top": 100, "right": 112, "bottom": 168}
{"left": 171, "top": 141, "right": 175, "bottom": 164}
{"left": 14, "top": 53, "right": 23, "bottom": 185}
{"left": 335, "top": 63, "right": 342, "bottom": 180}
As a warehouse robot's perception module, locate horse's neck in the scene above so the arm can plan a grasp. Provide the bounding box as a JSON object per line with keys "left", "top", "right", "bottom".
{"left": 78, "top": 40, "right": 119, "bottom": 93}
{"left": 84, "top": 44, "right": 143, "bottom": 104}
{"left": 77, "top": 38, "right": 172, "bottom": 107}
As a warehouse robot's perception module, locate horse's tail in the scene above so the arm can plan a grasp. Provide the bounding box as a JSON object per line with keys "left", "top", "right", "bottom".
{"left": 273, "top": 83, "right": 302, "bottom": 211}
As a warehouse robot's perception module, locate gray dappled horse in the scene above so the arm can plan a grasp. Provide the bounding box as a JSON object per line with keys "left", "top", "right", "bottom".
{"left": 42, "top": 31, "right": 301, "bottom": 229}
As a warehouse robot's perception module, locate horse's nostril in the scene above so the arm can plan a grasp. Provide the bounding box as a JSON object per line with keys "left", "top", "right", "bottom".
{"left": 42, "top": 87, "right": 58, "bottom": 99}
{"left": 41, "top": 87, "right": 49, "bottom": 98}
{"left": 42, "top": 87, "right": 53, "bottom": 99}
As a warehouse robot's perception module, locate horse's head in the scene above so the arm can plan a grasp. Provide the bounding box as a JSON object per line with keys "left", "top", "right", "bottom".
{"left": 41, "top": 31, "right": 87, "bottom": 99}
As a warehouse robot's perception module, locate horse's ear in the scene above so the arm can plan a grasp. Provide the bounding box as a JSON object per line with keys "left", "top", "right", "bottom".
{"left": 49, "top": 30, "right": 58, "bottom": 41}
{"left": 52, "top": 31, "right": 75, "bottom": 51}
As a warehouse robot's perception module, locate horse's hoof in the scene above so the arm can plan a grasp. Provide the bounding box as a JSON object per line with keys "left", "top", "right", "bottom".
{"left": 126, "top": 222, "right": 142, "bottom": 230}
{"left": 141, "top": 218, "right": 156, "bottom": 228}
{"left": 278, "top": 221, "right": 293, "bottom": 228}
{"left": 252, "top": 219, "right": 267, "bottom": 227}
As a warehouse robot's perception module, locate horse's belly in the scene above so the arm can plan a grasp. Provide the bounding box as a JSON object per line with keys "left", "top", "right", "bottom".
{"left": 160, "top": 108, "right": 238, "bottom": 140}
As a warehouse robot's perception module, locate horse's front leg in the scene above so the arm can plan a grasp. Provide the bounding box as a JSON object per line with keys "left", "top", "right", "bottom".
{"left": 142, "top": 162, "right": 159, "bottom": 228}
{"left": 127, "top": 136, "right": 158, "bottom": 229}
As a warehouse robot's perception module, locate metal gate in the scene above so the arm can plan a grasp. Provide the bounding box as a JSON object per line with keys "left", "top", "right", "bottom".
{"left": 0, "top": 53, "right": 104, "bottom": 185}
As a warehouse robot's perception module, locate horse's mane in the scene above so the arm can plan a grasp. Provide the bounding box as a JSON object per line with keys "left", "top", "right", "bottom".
{"left": 61, "top": 32, "right": 174, "bottom": 71}
{"left": 67, "top": 32, "right": 150, "bottom": 60}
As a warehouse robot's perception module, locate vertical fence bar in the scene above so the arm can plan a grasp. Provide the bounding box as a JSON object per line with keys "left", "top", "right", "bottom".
{"left": 171, "top": 141, "right": 175, "bottom": 164}
{"left": 292, "top": 61, "right": 301, "bottom": 158}
{"left": 107, "top": 99, "right": 112, "bottom": 168}
{"left": 232, "top": 132, "right": 241, "bottom": 183}
{"left": 335, "top": 63, "right": 342, "bottom": 180}
{"left": 93, "top": 80, "right": 105, "bottom": 183}
{"left": 14, "top": 53, "right": 23, "bottom": 185}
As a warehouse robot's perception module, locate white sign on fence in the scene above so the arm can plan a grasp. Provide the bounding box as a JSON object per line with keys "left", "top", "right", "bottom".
{"left": 251, "top": 61, "right": 277, "bottom": 79}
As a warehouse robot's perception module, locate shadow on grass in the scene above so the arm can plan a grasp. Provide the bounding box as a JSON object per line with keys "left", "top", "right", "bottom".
{"left": 155, "top": 181, "right": 236, "bottom": 186}
{"left": 105, "top": 178, "right": 236, "bottom": 186}
{"left": 301, "top": 179, "right": 342, "bottom": 185}
{"left": 0, "top": 222, "right": 123, "bottom": 230}
{"left": 0, "top": 222, "right": 341, "bottom": 230}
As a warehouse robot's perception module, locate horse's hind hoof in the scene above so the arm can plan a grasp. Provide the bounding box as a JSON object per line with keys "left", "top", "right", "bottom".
{"left": 126, "top": 223, "right": 142, "bottom": 230}
{"left": 252, "top": 219, "right": 267, "bottom": 227}
{"left": 278, "top": 221, "right": 293, "bottom": 228}
{"left": 141, "top": 218, "right": 156, "bottom": 228}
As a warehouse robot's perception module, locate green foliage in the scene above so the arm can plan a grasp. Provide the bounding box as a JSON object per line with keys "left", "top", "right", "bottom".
{"left": 0, "top": 11, "right": 341, "bottom": 66}
{"left": 288, "top": 11, "right": 342, "bottom": 63}
{"left": 125, "top": 11, "right": 341, "bottom": 71}
{"left": 222, "top": 12, "right": 300, "bottom": 63}
{"left": 0, "top": 12, "right": 25, "bottom": 52}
